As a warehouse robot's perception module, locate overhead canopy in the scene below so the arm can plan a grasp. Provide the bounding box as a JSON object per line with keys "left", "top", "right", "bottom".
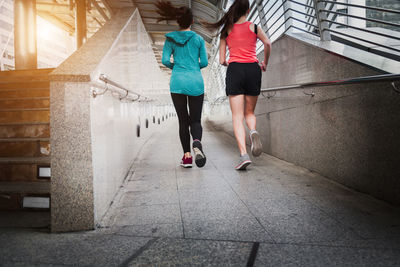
{"left": 37, "top": 0, "right": 224, "bottom": 43}
{"left": 131, "top": 0, "right": 222, "bottom": 49}
{"left": 36, "top": 0, "right": 225, "bottom": 72}
{"left": 36, "top": 0, "right": 113, "bottom": 37}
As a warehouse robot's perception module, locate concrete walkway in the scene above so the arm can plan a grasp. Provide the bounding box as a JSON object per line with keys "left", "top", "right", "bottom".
{"left": 2, "top": 119, "right": 400, "bottom": 266}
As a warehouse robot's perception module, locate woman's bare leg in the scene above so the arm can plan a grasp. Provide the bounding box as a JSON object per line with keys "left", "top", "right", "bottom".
{"left": 244, "top": 95, "right": 258, "bottom": 131}
{"left": 229, "top": 95, "right": 247, "bottom": 155}
{"left": 244, "top": 95, "right": 262, "bottom": 156}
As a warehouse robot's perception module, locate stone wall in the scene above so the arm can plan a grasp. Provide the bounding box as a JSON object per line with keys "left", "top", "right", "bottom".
{"left": 50, "top": 8, "right": 170, "bottom": 232}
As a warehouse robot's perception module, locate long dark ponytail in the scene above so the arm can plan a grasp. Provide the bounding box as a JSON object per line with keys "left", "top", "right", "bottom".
{"left": 155, "top": 1, "right": 194, "bottom": 29}
{"left": 204, "top": 0, "right": 249, "bottom": 39}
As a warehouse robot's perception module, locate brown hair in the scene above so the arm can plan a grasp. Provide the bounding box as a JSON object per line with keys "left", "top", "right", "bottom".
{"left": 155, "top": 1, "right": 194, "bottom": 29}
{"left": 204, "top": 0, "right": 249, "bottom": 39}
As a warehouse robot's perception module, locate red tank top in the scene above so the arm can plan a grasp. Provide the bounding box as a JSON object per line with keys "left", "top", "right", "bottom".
{"left": 226, "top": 21, "right": 258, "bottom": 64}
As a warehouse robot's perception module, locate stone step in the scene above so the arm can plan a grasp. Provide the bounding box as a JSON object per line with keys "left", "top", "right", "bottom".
{"left": 0, "top": 75, "right": 51, "bottom": 84}
{"left": 0, "top": 88, "right": 50, "bottom": 99}
{"left": 0, "top": 70, "right": 53, "bottom": 212}
{"left": 0, "top": 109, "right": 50, "bottom": 124}
{"left": 0, "top": 81, "right": 50, "bottom": 90}
{"left": 0, "top": 210, "right": 51, "bottom": 226}
{"left": 0, "top": 68, "right": 54, "bottom": 78}
{"left": 0, "top": 139, "right": 50, "bottom": 157}
{"left": 0, "top": 157, "right": 50, "bottom": 164}
{"left": 0, "top": 158, "right": 50, "bottom": 182}
{"left": 0, "top": 181, "right": 50, "bottom": 211}
{"left": 0, "top": 98, "right": 50, "bottom": 110}
{"left": 0, "top": 181, "right": 50, "bottom": 194}
{"left": 0, "top": 123, "right": 50, "bottom": 138}
{"left": 0, "top": 192, "right": 51, "bottom": 211}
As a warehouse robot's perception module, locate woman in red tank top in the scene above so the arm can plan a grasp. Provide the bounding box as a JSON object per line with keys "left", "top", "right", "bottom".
{"left": 206, "top": 0, "right": 271, "bottom": 170}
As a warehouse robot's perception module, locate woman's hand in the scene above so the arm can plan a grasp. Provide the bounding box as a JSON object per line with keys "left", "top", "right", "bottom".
{"left": 221, "top": 60, "right": 229, "bottom": 66}
{"left": 219, "top": 38, "right": 228, "bottom": 67}
{"left": 260, "top": 61, "right": 267, "bottom": 71}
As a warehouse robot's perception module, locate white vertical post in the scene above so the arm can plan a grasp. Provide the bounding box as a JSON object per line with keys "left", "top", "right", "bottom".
{"left": 256, "top": 0, "right": 270, "bottom": 37}
{"left": 313, "top": 0, "right": 331, "bottom": 41}
{"left": 348, "top": 0, "right": 366, "bottom": 28}
{"left": 283, "top": 0, "right": 294, "bottom": 33}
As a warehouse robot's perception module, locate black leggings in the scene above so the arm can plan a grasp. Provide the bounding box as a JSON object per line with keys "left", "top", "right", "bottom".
{"left": 171, "top": 93, "right": 204, "bottom": 153}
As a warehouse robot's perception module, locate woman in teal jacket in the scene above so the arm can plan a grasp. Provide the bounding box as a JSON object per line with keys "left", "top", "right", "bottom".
{"left": 156, "top": 1, "right": 208, "bottom": 168}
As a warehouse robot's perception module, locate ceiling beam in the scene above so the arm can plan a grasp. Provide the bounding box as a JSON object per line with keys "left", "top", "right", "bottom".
{"left": 93, "top": 17, "right": 103, "bottom": 27}
{"left": 100, "top": 0, "right": 114, "bottom": 16}
{"left": 36, "top": 2, "right": 73, "bottom": 14}
{"left": 89, "top": 0, "right": 110, "bottom": 21}
{"left": 37, "top": 10, "right": 74, "bottom": 33}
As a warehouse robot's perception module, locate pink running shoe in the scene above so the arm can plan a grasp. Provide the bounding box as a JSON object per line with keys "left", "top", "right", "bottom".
{"left": 180, "top": 156, "right": 192, "bottom": 168}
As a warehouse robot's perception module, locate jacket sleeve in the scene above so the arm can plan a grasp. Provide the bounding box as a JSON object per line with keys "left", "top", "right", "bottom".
{"left": 199, "top": 38, "right": 208, "bottom": 69}
{"left": 162, "top": 39, "right": 174, "bottom": 69}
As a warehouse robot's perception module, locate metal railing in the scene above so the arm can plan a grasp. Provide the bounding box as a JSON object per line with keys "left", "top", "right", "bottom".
{"left": 94, "top": 74, "right": 154, "bottom": 102}
{"left": 210, "top": 73, "right": 400, "bottom": 104}
{"left": 317, "top": 0, "right": 400, "bottom": 60}
{"left": 261, "top": 73, "right": 400, "bottom": 93}
{"left": 0, "top": 29, "right": 13, "bottom": 71}
{"left": 0, "top": 0, "right": 15, "bottom": 71}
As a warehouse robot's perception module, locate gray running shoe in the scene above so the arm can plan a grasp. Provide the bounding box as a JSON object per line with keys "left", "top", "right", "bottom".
{"left": 250, "top": 130, "right": 262, "bottom": 157}
{"left": 235, "top": 154, "right": 252, "bottom": 170}
{"left": 193, "top": 140, "right": 206, "bottom": 168}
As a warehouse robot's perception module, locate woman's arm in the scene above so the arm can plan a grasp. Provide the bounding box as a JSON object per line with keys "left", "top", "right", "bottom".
{"left": 219, "top": 38, "right": 228, "bottom": 66}
{"left": 199, "top": 38, "right": 208, "bottom": 69}
{"left": 257, "top": 25, "right": 271, "bottom": 71}
{"left": 162, "top": 39, "right": 174, "bottom": 69}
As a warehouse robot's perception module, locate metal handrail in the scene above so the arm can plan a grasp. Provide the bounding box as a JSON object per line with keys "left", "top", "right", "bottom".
{"left": 322, "top": 19, "right": 400, "bottom": 41}
{"left": 289, "top": 24, "right": 319, "bottom": 37}
{"left": 289, "top": 0, "right": 314, "bottom": 10}
{"left": 97, "top": 74, "right": 154, "bottom": 102}
{"left": 320, "top": 9, "right": 400, "bottom": 29}
{"left": 210, "top": 73, "right": 400, "bottom": 105}
{"left": 320, "top": 0, "right": 400, "bottom": 15}
{"left": 261, "top": 73, "right": 400, "bottom": 93}
{"left": 269, "top": 16, "right": 289, "bottom": 38}
{"left": 326, "top": 28, "right": 400, "bottom": 54}
{"left": 264, "top": 1, "right": 286, "bottom": 26}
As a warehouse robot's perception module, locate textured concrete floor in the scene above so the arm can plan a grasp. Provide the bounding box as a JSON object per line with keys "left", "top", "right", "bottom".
{"left": 1, "top": 119, "right": 400, "bottom": 266}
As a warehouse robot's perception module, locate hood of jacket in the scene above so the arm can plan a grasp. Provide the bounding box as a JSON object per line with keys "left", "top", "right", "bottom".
{"left": 165, "top": 31, "right": 196, "bottom": 45}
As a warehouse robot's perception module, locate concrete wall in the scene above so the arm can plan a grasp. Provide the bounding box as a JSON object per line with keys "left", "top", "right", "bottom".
{"left": 207, "top": 34, "right": 400, "bottom": 205}
{"left": 90, "top": 8, "right": 170, "bottom": 225}
{"left": 50, "top": 8, "right": 171, "bottom": 232}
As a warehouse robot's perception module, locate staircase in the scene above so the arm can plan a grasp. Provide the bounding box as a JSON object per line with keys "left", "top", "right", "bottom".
{"left": 152, "top": 44, "right": 172, "bottom": 75}
{"left": 0, "top": 69, "right": 53, "bottom": 226}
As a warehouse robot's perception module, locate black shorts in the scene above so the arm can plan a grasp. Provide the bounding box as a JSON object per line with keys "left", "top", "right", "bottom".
{"left": 225, "top": 62, "right": 262, "bottom": 96}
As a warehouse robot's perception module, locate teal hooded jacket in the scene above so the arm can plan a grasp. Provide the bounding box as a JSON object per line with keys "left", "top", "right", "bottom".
{"left": 162, "top": 31, "right": 208, "bottom": 96}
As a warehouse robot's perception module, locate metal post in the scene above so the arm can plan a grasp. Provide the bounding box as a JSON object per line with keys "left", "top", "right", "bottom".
{"left": 283, "top": 0, "right": 294, "bottom": 33}
{"left": 313, "top": 0, "right": 331, "bottom": 41}
{"left": 75, "top": 0, "right": 87, "bottom": 48}
{"left": 1, "top": 29, "right": 14, "bottom": 71}
{"left": 348, "top": 0, "right": 366, "bottom": 28}
{"left": 256, "top": 0, "right": 270, "bottom": 37}
{"left": 14, "top": 0, "right": 37, "bottom": 70}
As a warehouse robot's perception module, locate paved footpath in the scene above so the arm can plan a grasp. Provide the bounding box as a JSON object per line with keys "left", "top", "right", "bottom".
{"left": 1, "top": 119, "right": 400, "bottom": 266}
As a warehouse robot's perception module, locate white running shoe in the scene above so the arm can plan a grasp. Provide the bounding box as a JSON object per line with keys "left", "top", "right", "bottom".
{"left": 250, "top": 130, "right": 262, "bottom": 157}
{"left": 235, "top": 154, "right": 252, "bottom": 170}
